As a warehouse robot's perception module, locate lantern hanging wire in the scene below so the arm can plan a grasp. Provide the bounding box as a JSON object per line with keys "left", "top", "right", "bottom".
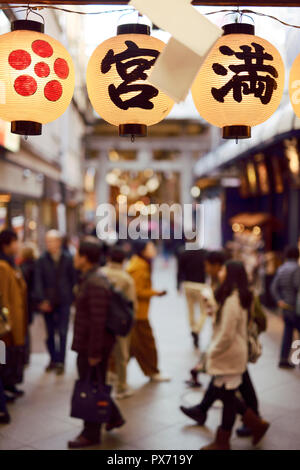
{"left": 0, "top": 6, "right": 300, "bottom": 30}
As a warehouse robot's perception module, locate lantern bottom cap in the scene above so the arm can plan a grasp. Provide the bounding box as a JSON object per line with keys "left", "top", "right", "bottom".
{"left": 11, "top": 121, "right": 42, "bottom": 136}
{"left": 222, "top": 125, "right": 251, "bottom": 140}
{"left": 119, "top": 124, "right": 147, "bottom": 138}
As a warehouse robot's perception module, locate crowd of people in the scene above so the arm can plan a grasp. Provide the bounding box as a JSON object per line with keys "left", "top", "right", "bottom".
{"left": 0, "top": 227, "right": 299, "bottom": 450}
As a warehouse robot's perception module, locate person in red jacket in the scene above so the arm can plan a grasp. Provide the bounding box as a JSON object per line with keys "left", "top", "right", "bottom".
{"left": 68, "top": 239, "right": 124, "bottom": 449}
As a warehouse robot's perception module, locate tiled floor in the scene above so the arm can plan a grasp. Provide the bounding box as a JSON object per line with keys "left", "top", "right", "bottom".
{"left": 1, "top": 257, "right": 300, "bottom": 450}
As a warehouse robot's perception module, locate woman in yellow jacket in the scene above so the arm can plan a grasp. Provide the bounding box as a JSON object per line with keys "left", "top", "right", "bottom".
{"left": 126, "top": 240, "right": 170, "bottom": 382}
{"left": 0, "top": 230, "right": 27, "bottom": 401}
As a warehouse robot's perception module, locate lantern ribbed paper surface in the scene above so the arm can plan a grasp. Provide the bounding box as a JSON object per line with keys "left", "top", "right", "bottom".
{"left": 289, "top": 55, "right": 300, "bottom": 118}
{"left": 192, "top": 25, "right": 284, "bottom": 138}
{"left": 86, "top": 33, "right": 174, "bottom": 131}
{"left": 0, "top": 28, "right": 75, "bottom": 125}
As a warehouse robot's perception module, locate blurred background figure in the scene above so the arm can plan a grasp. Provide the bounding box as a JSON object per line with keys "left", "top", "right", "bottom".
{"left": 69, "top": 239, "right": 124, "bottom": 449}
{"left": 0, "top": 229, "right": 27, "bottom": 402}
{"left": 127, "top": 240, "right": 170, "bottom": 382}
{"left": 205, "top": 251, "right": 227, "bottom": 291}
{"left": 271, "top": 245, "right": 300, "bottom": 369}
{"left": 20, "top": 243, "right": 38, "bottom": 365}
{"left": 101, "top": 245, "right": 136, "bottom": 399}
{"left": 177, "top": 237, "right": 207, "bottom": 349}
{"left": 184, "top": 250, "right": 226, "bottom": 387}
{"left": 198, "top": 261, "right": 269, "bottom": 450}
{"left": 34, "top": 230, "right": 76, "bottom": 375}
{"left": 0, "top": 376, "right": 9, "bottom": 424}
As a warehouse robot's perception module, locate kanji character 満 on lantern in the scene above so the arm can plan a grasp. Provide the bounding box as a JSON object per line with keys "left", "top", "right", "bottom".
{"left": 192, "top": 23, "right": 285, "bottom": 140}
{"left": 289, "top": 54, "right": 300, "bottom": 119}
{"left": 86, "top": 23, "right": 174, "bottom": 139}
{"left": 0, "top": 19, "right": 75, "bottom": 136}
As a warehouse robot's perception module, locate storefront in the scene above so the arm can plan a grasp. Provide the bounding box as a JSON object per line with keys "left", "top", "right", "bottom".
{"left": 0, "top": 153, "right": 44, "bottom": 239}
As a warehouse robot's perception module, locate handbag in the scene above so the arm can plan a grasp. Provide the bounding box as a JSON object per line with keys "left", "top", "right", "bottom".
{"left": 71, "top": 367, "right": 112, "bottom": 424}
{"left": 248, "top": 321, "right": 262, "bottom": 364}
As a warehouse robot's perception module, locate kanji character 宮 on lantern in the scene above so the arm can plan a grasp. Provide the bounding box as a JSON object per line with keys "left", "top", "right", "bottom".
{"left": 0, "top": 20, "right": 75, "bottom": 136}
{"left": 192, "top": 23, "right": 285, "bottom": 139}
{"left": 86, "top": 24, "right": 174, "bottom": 139}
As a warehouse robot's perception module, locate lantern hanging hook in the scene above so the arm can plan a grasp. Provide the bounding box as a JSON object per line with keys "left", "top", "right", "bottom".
{"left": 118, "top": 7, "right": 136, "bottom": 24}
{"left": 25, "top": 5, "right": 45, "bottom": 25}
{"left": 236, "top": 6, "right": 243, "bottom": 24}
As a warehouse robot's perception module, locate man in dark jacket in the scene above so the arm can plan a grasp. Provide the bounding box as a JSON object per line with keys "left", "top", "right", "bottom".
{"left": 68, "top": 239, "right": 124, "bottom": 449}
{"left": 177, "top": 242, "right": 207, "bottom": 348}
{"left": 34, "top": 230, "right": 76, "bottom": 374}
{"left": 271, "top": 245, "right": 300, "bottom": 368}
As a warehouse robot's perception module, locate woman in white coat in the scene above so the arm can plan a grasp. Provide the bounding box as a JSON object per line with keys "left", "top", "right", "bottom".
{"left": 201, "top": 261, "right": 269, "bottom": 450}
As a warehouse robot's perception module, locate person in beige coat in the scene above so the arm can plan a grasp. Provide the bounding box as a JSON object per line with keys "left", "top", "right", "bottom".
{"left": 101, "top": 246, "right": 136, "bottom": 399}
{"left": 200, "top": 261, "right": 270, "bottom": 450}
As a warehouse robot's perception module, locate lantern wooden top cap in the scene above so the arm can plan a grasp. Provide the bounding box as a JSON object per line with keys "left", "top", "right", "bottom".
{"left": 117, "top": 23, "right": 150, "bottom": 36}
{"left": 223, "top": 23, "right": 255, "bottom": 36}
{"left": 12, "top": 19, "right": 44, "bottom": 33}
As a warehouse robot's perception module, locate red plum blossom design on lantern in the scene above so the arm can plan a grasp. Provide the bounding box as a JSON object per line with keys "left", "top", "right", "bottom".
{"left": 8, "top": 39, "right": 70, "bottom": 101}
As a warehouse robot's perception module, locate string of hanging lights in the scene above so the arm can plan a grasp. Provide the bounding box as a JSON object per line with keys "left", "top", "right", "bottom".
{"left": 0, "top": 5, "right": 300, "bottom": 140}
{"left": 2, "top": 5, "right": 300, "bottom": 30}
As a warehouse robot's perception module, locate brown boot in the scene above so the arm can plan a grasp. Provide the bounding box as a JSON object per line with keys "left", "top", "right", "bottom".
{"left": 242, "top": 408, "right": 270, "bottom": 446}
{"left": 201, "top": 426, "right": 231, "bottom": 450}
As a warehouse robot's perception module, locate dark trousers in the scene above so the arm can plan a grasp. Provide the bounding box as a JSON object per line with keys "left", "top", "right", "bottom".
{"left": 238, "top": 369, "right": 259, "bottom": 415}
{"left": 0, "top": 376, "right": 7, "bottom": 414}
{"left": 280, "top": 311, "right": 300, "bottom": 362}
{"left": 43, "top": 305, "right": 71, "bottom": 364}
{"left": 1, "top": 346, "right": 25, "bottom": 388}
{"left": 77, "top": 351, "right": 123, "bottom": 442}
{"left": 199, "top": 369, "right": 259, "bottom": 417}
{"left": 200, "top": 382, "right": 247, "bottom": 431}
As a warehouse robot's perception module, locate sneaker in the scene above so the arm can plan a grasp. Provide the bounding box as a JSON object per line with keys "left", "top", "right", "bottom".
{"left": 4, "top": 392, "right": 16, "bottom": 403}
{"left": 68, "top": 434, "right": 100, "bottom": 449}
{"left": 56, "top": 363, "right": 65, "bottom": 376}
{"left": 191, "top": 332, "right": 199, "bottom": 349}
{"left": 45, "top": 361, "right": 57, "bottom": 373}
{"left": 278, "top": 361, "right": 295, "bottom": 369}
{"left": 150, "top": 373, "right": 171, "bottom": 383}
{"left": 5, "top": 386, "right": 25, "bottom": 397}
{"left": 106, "top": 418, "right": 125, "bottom": 432}
{"left": 0, "top": 412, "right": 10, "bottom": 425}
{"left": 114, "top": 387, "right": 134, "bottom": 400}
{"left": 236, "top": 424, "right": 253, "bottom": 438}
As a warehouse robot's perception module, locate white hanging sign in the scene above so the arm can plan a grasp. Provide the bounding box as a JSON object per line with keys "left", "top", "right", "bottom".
{"left": 130, "top": 0, "right": 223, "bottom": 102}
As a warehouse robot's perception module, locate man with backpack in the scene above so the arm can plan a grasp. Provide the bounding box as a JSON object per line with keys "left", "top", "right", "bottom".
{"left": 69, "top": 239, "right": 124, "bottom": 449}
{"left": 271, "top": 245, "right": 300, "bottom": 369}
{"left": 102, "top": 246, "right": 136, "bottom": 399}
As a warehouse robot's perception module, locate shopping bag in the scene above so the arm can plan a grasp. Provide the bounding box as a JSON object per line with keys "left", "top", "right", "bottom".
{"left": 71, "top": 367, "right": 112, "bottom": 424}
